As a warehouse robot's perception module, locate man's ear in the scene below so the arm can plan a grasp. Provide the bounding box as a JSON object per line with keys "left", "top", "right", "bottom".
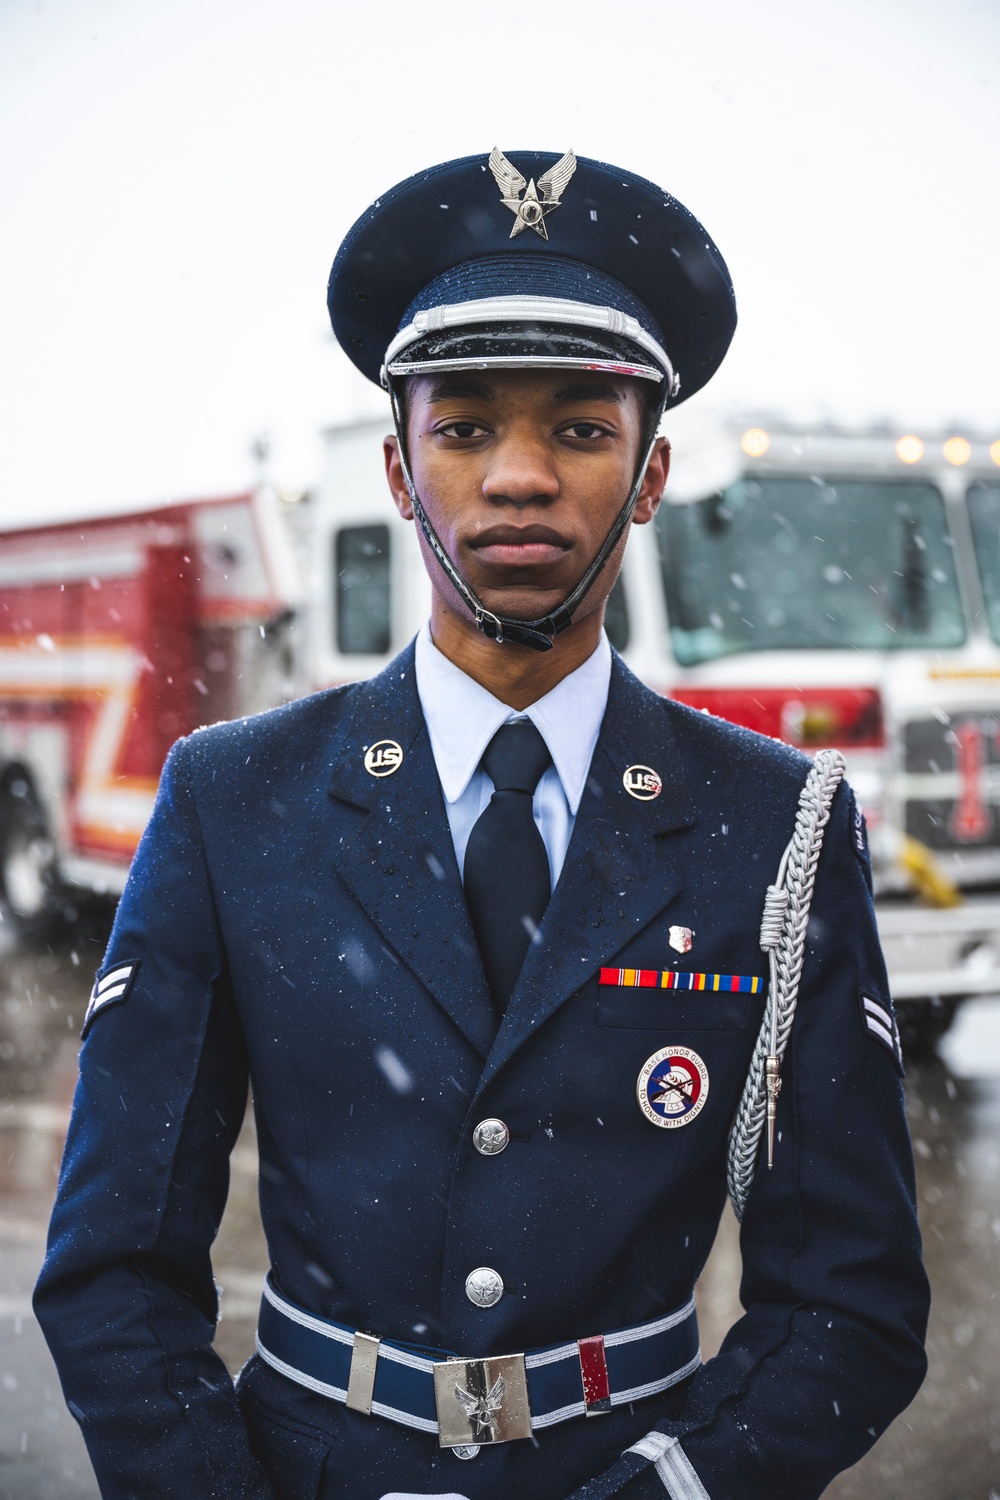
{"left": 632, "top": 436, "right": 670, "bottom": 525}
{"left": 383, "top": 435, "right": 414, "bottom": 522}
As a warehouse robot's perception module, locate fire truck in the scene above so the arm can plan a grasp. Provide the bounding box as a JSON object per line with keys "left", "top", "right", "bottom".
{"left": 0, "top": 492, "right": 300, "bottom": 935}
{"left": 642, "top": 413, "right": 1000, "bottom": 1049}
{"left": 3, "top": 415, "right": 1000, "bottom": 1046}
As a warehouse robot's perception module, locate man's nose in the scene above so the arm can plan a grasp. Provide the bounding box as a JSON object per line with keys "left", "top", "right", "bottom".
{"left": 481, "top": 432, "right": 560, "bottom": 506}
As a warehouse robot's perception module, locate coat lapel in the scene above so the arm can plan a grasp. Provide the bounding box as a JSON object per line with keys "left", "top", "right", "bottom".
{"left": 327, "top": 646, "right": 495, "bottom": 1058}
{"left": 478, "top": 657, "right": 697, "bottom": 1090}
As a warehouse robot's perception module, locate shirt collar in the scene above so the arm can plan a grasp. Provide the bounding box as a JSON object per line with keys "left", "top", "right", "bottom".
{"left": 415, "top": 623, "right": 611, "bottom": 814}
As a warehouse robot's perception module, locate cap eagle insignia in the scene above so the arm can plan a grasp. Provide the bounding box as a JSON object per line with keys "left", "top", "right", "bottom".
{"left": 455, "top": 1373, "right": 506, "bottom": 1437}
{"left": 489, "top": 147, "right": 577, "bottom": 239}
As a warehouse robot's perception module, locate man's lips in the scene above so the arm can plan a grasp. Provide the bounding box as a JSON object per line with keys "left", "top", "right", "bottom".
{"left": 467, "top": 524, "right": 572, "bottom": 568}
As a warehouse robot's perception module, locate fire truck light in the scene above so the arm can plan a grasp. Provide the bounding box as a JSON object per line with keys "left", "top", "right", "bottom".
{"left": 990, "top": 440, "right": 1000, "bottom": 467}
{"left": 670, "top": 686, "right": 884, "bottom": 750}
{"left": 943, "top": 436, "right": 972, "bottom": 466}
{"left": 895, "top": 435, "right": 924, "bottom": 465}
{"left": 741, "top": 428, "right": 770, "bottom": 458}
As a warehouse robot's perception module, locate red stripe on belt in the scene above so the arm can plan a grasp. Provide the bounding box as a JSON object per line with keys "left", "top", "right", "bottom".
{"left": 578, "top": 1334, "right": 611, "bottom": 1414}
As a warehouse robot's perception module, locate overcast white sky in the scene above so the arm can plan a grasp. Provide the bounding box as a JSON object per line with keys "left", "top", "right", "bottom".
{"left": 1, "top": 0, "right": 998, "bottom": 525}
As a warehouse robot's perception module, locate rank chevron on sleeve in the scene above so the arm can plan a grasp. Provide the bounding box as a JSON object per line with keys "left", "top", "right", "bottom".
{"left": 600, "top": 966, "right": 764, "bottom": 993}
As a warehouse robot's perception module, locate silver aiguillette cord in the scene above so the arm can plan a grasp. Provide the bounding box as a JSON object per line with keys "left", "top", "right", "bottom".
{"left": 727, "top": 750, "right": 846, "bottom": 1219}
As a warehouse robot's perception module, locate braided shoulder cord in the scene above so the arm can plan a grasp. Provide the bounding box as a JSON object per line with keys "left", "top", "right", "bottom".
{"left": 726, "top": 748, "right": 846, "bottom": 1221}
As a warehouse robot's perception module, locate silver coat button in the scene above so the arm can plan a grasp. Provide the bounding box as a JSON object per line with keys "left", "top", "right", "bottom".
{"left": 465, "top": 1267, "right": 504, "bottom": 1308}
{"left": 452, "top": 1445, "right": 480, "bottom": 1460}
{"left": 472, "top": 1118, "right": 510, "bottom": 1156}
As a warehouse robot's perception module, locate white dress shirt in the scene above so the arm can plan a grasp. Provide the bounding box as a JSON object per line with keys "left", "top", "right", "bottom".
{"left": 414, "top": 623, "right": 612, "bottom": 889}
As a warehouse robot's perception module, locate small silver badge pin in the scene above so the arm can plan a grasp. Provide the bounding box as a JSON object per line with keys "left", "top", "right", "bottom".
{"left": 623, "top": 764, "right": 662, "bottom": 801}
{"left": 364, "top": 739, "right": 403, "bottom": 777}
{"left": 669, "top": 925, "right": 693, "bottom": 954}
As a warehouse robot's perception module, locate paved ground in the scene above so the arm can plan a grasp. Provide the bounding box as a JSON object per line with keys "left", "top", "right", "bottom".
{"left": 1, "top": 933, "right": 999, "bottom": 1499}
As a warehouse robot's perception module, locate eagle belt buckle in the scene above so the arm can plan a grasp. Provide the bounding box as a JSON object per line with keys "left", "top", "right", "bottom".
{"left": 433, "top": 1353, "right": 531, "bottom": 1447}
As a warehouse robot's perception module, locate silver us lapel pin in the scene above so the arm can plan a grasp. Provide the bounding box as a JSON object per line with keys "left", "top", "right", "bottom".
{"left": 364, "top": 739, "right": 403, "bottom": 777}
{"left": 623, "top": 764, "right": 662, "bottom": 801}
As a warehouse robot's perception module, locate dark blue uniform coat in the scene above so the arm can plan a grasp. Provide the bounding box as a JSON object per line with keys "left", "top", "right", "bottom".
{"left": 34, "top": 646, "right": 929, "bottom": 1500}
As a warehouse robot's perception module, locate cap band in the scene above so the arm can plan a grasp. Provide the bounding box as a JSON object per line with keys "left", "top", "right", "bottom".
{"left": 382, "top": 295, "right": 677, "bottom": 393}
{"left": 385, "top": 318, "right": 665, "bottom": 384}
{"left": 387, "top": 354, "right": 664, "bottom": 383}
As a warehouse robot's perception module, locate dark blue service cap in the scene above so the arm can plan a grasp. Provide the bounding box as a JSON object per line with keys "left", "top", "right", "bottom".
{"left": 328, "top": 149, "right": 736, "bottom": 407}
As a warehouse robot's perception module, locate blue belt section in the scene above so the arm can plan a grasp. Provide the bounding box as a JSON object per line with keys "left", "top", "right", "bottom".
{"left": 256, "top": 1274, "right": 700, "bottom": 1435}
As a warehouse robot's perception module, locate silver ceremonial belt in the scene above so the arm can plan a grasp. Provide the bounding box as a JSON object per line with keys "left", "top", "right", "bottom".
{"left": 432, "top": 1353, "right": 532, "bottom": 1447}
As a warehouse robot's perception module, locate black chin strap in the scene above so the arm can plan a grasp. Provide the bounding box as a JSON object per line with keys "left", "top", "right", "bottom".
{"left": 389, "top": 383, "right": 665, "bottom": 652}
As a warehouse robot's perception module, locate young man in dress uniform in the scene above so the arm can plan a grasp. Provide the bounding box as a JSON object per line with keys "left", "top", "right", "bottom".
{"left": 35, "top": 150, "right": 929, "bottom": 1500}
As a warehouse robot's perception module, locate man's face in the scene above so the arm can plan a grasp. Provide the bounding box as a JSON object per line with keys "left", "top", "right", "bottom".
{"left": 385, "top": 368, "right": 667, "bottom": 631}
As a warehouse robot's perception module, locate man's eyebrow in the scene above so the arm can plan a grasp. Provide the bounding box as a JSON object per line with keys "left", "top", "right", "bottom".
{"left": 550, "top": 382, "right": 624, "bottom": 405}
{"left": 426, "top": 377, "right": 496, "bottom": 403}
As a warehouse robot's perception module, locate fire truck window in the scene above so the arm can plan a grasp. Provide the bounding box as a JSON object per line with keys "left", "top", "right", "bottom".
{"left": 656, "top": 476, "right": 966, "bottom": 665}
{"left": 335, "top": 525, "right": 391, "bottom": 655}
{"left": 968, "top": 483, "right": 1000, "bottom": 645}
{"left": 604, "top": 575, "right": 630, "bottom": 652}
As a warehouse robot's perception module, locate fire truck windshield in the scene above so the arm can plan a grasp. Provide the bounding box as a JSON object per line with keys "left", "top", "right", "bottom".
{"left": 657, "top": 475, "right": 967, "bottom": 666}
{"left": 967, "top": 481, "right": 1000, "bottom": 646}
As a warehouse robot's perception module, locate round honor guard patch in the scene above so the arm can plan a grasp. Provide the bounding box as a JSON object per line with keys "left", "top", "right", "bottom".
{"left": 623, "top": 765, "right": 662, "bottom": 801}
{"left": 364, "top": 740, "right": 403, "bottom": 777}
{"left": 637, "top": 1047, "right": 709, "bottom": 1128}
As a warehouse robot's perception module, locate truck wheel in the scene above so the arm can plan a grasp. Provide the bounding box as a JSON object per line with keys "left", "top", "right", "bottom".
{"left": 0, "top": 780, "right": 63, "bottom": 942}
{"left": 896, "top": 996, "right": 960, "bottom": 1058}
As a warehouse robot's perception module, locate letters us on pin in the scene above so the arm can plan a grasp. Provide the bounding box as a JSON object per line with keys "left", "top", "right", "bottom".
{"left": 364, "top": 740, "right": 403, "bottom": 777}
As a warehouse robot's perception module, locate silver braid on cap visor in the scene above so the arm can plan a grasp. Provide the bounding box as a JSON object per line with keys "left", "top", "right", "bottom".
{"left": 382, "top": 296, "right": 680, "bottom": 398}
{"left": 387, "top": 381, "right": 664, "bottom": 652}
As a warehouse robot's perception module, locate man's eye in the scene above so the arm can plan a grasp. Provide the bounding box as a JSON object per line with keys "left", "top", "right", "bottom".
{"left": 564, "top": 422, "right": 608, "bottom": 440}
{"left": 440, "top": 421, "right": 486, "bottom": 439}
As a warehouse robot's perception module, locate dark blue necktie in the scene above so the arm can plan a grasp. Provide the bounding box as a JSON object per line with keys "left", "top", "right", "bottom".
{"left": 463, "top": 720, "right": 553, "bottom": 1017}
